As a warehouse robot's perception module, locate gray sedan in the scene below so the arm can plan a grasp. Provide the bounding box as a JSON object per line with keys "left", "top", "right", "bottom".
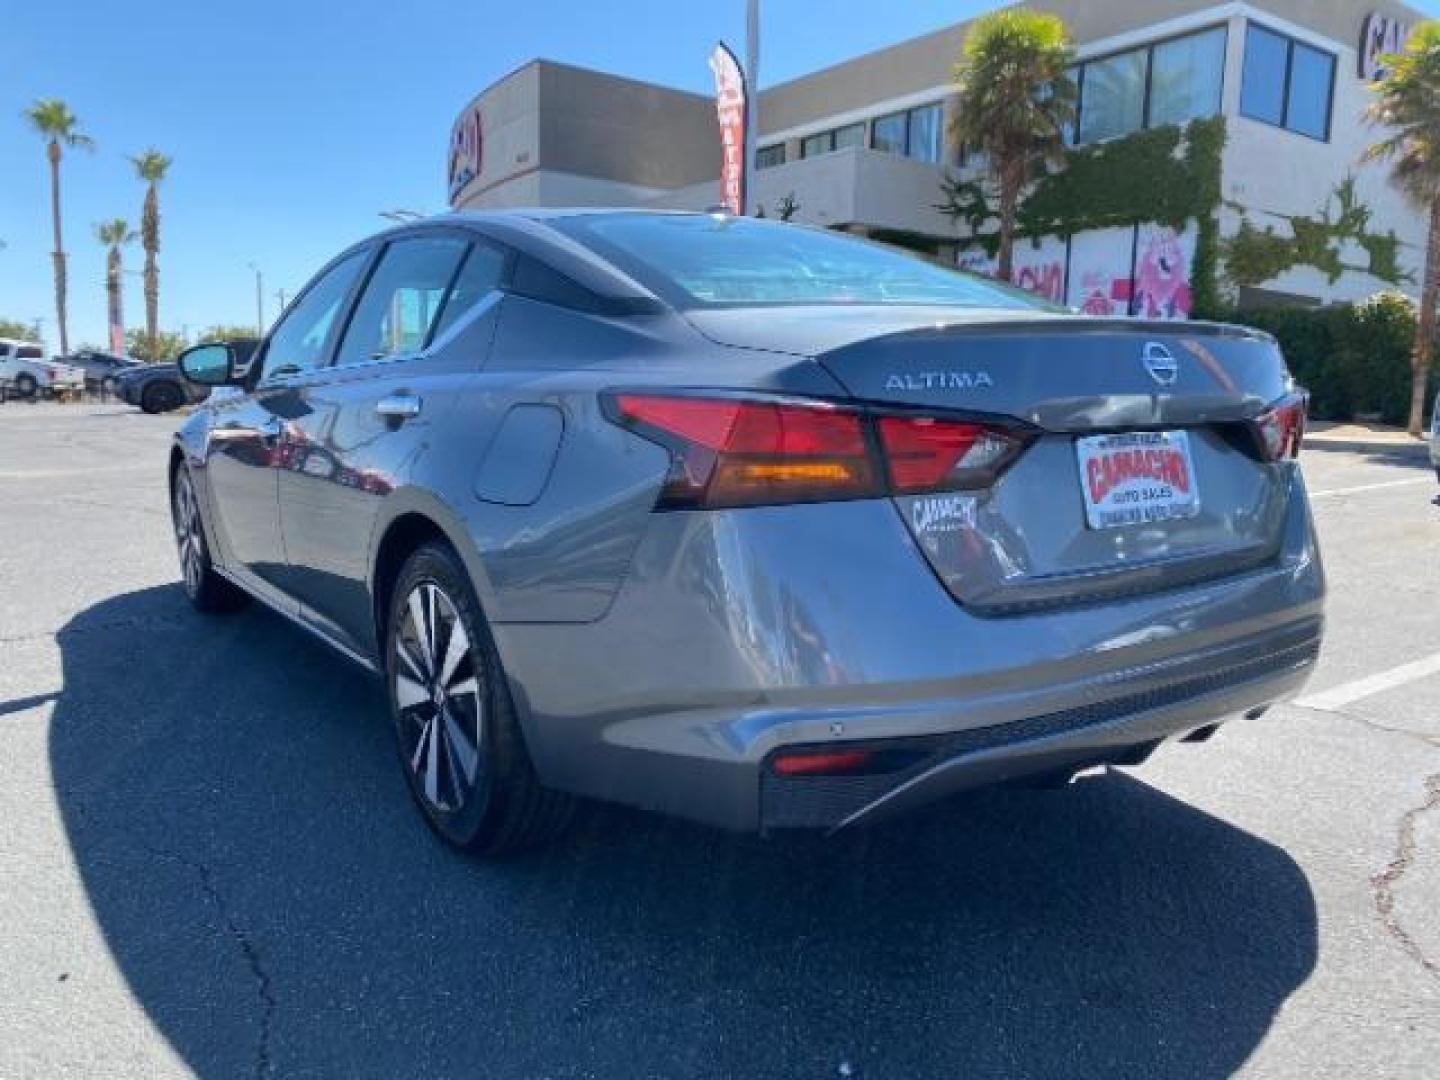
{"left": 169, "top": 211, "right": 1324, "bottom": 854}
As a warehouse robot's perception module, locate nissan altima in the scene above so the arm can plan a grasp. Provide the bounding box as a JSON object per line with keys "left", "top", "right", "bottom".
{"left": 170, "top": 211, "right": 1324, "bottom": 854}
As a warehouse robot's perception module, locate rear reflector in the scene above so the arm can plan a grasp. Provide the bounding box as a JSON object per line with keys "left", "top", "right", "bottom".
{"left": 604, "top": 392, "right": 1030, "bottom": 509}
{"left": 770, "top": 749, "right": 876, "bottom": 777}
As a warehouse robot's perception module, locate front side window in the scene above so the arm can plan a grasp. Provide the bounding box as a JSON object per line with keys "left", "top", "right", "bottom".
{"left": 558, "top": 213, "right": 1054, "bottom": 311}
{"left": 259, "top": 250, "right": 367, "bottom": 381}
{"left": 1241, "top": 23, "right": 1335, "bottom": 140}
{"left": 1149, "top": 27, "right": 1227, "bottom": 127}
{"left": 1079, "top": 48, "right": 1148, "bottom": 143}
{"left": 335, "top": 236, "right": 469, "bottom": 367}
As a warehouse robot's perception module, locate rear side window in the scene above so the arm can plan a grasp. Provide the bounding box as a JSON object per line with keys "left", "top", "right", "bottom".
{"left": 429, "top": 243, "right": 507, "bottom": 342}
{"left": 335, "top": 236, "right": 469, "bottom": 367}
{"left": 558, "top": 214, "right": 1050, "bottom": 310}
{"left": 18, "top": 346, "right": 42, "bottom": 359}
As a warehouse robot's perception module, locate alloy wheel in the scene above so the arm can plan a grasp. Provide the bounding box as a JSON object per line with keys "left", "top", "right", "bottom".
{"left": 392, "top": 582, "right": 484, "bottom": 812}
{"left": 173, "top": 471, "right": 204, "bottom": 597}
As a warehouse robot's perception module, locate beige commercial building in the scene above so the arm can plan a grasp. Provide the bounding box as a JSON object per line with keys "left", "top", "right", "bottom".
{"left": 449, "top": 0, "right": 1427, "bottom": 315}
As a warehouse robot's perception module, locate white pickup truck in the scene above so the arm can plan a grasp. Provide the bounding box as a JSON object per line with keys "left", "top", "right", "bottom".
{"left": 0, "top": 338, "right": 85, "bottom": 398}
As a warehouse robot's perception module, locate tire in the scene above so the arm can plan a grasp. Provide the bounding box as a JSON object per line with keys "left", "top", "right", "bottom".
{"left": 101, "top": 376, "right": 117, "bottom": 397}
{"left": 171, "top": 465, "right": 249, "bottom": 613}
{"left": 142, "top": 380, "right": 184, "bottom": 414}
{"left": 386, "top": 542, "right": 575, "bottom": 855}
{"left": 15, "top": 373, "right": 37, "bottom": 399}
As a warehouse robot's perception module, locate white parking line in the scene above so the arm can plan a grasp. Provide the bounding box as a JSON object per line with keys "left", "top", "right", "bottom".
{"left": 1295, "top": 652, "right": 1440, "bottom": 712}
{"left": 1308, "top": 478, "right": 1433, "bottom": 498}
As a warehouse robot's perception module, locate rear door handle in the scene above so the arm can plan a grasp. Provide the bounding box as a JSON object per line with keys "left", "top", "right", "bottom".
{"left": 376, "top": 394, "right": 422, "bottom": 421}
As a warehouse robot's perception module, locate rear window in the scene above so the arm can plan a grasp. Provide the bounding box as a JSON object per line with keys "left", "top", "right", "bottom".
{"left": 557, "top": 213, "right": 1050, "bottom": 311}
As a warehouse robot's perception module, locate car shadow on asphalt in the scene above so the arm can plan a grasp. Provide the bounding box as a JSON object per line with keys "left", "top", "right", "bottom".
{"left": 50, "top": 585, "right": 1318, "bottom": 1079}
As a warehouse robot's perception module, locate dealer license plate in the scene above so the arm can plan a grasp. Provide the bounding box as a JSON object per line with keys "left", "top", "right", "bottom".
{"left": 1075, "top": 431, "right": 1200, "bottom": 530}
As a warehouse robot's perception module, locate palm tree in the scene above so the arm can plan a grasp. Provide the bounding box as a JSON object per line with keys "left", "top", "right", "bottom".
{"left": 23, "top": 99, "right": 93, "bottom": 355}
{"left": 1366, "top": 22, "right": 1440, "bottom": 435}
{"left": 950, "top": 10, "right": 1076, "bottom": 282}
{"left": 94, "top": 219, "right": 137, "bottom": 355}
{"left": 129, "top": 149, "right": 172, "bottom": 360}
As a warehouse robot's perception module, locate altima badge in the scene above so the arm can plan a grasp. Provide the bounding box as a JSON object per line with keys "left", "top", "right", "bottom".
{"left": 884, "top": 371, "right": 994, "bottom": 392}
{"left": 1142, "top": 342, "right": 1179, "bottom": 387}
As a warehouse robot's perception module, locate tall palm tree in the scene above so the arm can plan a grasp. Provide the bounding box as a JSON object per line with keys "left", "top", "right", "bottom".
{"left": 94, "top": 219, "right": 137, "bottom": 355}
{"left": 24, "top": 99, "right": 93, "bottom": 355}
{"left": 950, "top": 10, "right": 1076, "bottom": 282}
{"left": 1367, "top": 22, "right": 1440, "bottom": 435}
{"left": 130, "top": 149, "right": 172, "bottom": 360}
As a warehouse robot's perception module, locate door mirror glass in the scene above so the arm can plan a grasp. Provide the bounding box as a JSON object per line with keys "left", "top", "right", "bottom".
{"left": 177, "top": 343, "right": 237, "bottom": 386}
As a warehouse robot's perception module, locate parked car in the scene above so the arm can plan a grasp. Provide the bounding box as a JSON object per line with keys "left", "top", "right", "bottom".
{"left": 1431, "top": 387, "right": 1440, "bottom": 484}
{"left": 169, "top": 211, "right": 1324, "bottom": 855}
{"left": 57, "top": 349, "right": 141, "bottom": 394}
{"left": 116, "top": 361, "right": 210, "bottom": 413}
{"left": 117, "top": 341, "right": 259, "bottom": 413}
{"left": 0, "top": 338, "right": 84, "bottom": 398}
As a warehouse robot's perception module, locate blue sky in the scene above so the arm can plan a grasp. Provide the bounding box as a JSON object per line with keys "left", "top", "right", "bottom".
{"left": 4, "top": 1, "right": 1438, "bottom": 351}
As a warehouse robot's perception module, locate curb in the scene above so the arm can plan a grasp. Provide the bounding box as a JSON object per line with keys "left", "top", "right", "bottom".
{"left": 1303, "top": 435, "right": 1431, "bottom": 460}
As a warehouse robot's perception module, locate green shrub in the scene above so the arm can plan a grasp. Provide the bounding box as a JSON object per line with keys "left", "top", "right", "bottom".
{"left": 1221, "top": 292, "right": 1431, "bottom": 425}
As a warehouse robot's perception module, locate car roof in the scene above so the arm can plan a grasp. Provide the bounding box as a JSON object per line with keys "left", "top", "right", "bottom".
{"left": 365, "top": 209, "right": 696, "bottom": 313}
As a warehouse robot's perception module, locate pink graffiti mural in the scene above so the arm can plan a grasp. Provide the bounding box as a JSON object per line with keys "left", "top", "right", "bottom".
{"left": 1015, "top": 261, "right": 1065, "bottom": 303}
{"left": 1133, "top": 226, "right": 1192, "bottom": 320}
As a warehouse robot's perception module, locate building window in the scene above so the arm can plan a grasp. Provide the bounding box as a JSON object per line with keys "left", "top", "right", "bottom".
{"left": 756, "top": 144, "right": 786, "bottom": 169}
{"left": 1079, "top": 48, "right": 1148, "bottom": 143}
{"left": 870, "top": 103, "right": 944, "bottom": 163}
{"left": 908, "top": 104, "right": 942, "bottom": 163}
{"left": 1072, "top": 26, "right": 1227, "bottom": 145}
{"left": 800, "top": 122, "right": 865, "bottom": 158}
{"left": 833, "top": 122, "right": 864, "bottom": 150}
{"left": 1240, "top": 23, "right": 1335, "bottom": 140}
{"left": 1150, "top": 26, "right": 1227, "bottom": 127}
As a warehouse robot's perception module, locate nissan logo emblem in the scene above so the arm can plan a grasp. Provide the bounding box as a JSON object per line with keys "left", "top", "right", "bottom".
{"left": 1142, "top": 342, "right": 1179, "bottom": 387}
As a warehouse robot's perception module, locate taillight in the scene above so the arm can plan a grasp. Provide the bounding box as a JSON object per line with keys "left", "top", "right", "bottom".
{"left": 604, "top": 392, "right": 1030, "bottom": 509}
{"left": 1253, "top": 392, "right": 1307, "bottom": 461}
{"left": 877, "top": 415, "right": 1028, "bottom": 493}
{"left": 608, "top": 394, "right": 877, "bottom": 508}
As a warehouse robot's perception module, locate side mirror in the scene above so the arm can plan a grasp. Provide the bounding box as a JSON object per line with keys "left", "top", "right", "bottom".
{"left": 177, "top": 343, "right": 242, "bottom": 387}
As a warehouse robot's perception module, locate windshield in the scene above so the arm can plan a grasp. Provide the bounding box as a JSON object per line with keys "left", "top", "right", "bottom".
{"left": 558, "top": 213, "right": 1054, "bottom": 311}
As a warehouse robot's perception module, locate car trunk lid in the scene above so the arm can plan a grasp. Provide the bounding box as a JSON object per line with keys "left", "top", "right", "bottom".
{"left": 692, "top": 308, "right": 1299, "bottom": 612}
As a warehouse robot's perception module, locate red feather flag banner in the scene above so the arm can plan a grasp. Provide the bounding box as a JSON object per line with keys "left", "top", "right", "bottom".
{"left": 709, "top": 42, "right": 748, "bottom": 216}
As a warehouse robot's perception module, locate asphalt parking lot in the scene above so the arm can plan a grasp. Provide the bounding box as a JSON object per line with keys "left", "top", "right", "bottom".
{"left": 1, "top": 401, "right": 1438, "bottom": 1079}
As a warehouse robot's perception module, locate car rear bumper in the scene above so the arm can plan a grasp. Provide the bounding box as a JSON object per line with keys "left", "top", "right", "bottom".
{"left": 495, "top": 471, "right": 1324, "bottom": 832}
{"left": 758, "top": 620, "right": 1318, "bottom": 830}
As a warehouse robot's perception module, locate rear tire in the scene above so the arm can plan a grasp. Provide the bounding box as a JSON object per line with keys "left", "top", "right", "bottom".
{"left": 386, "top": 542, "right": 575, "bottom": 855}
{"left": 142, "top": 381, "right": 183, "bottom": 414}
{"left": 171, "top": 466, "right": 249, "bottom": 613}
{"left": 15, "top": 373, "right": 37, "bottom": 399}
